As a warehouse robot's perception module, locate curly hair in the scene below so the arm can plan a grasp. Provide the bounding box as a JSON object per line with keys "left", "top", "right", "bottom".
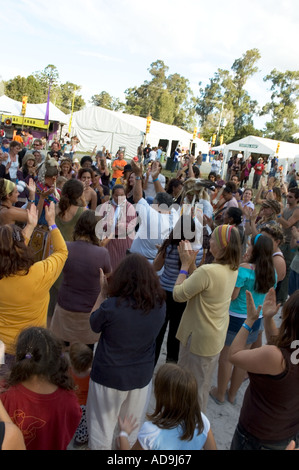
{"left": 0, "top": 225, "right": 34, "bottom": 279}
{"left": 107, "top": 253, "right": 166, "bottom": 314}
{"left": 7, "top": 327, "right": 75, "bottom": 390}
{"left": 260, "top": 224, "right": 284, "bottom": 245}
{"left": 78, "top": 167, "right": 93, "bottom": 180}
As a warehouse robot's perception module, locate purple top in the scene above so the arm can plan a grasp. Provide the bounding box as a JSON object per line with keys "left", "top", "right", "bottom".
{"left": 58, "top": 240, "right": 111, "bottom": 312}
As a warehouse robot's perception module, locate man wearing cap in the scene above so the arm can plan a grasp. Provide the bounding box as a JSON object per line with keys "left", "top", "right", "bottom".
{"left": 276, "top": 187, "right": 299, "bottom": 305}
{"left": 252, "top": 158, "right": 265, "bottom": 189}
{"left": 244, "top": 198, "right": 281, "bottom": 238}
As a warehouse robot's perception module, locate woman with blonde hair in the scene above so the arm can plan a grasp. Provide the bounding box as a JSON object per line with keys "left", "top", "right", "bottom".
{"left": 172, "top": 224, "right": 241, "bottom": 412}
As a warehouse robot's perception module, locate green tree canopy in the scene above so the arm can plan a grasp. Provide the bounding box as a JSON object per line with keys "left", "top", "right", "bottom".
{"left": 260, "top": 69, "right": 299, "bottom": 141}
{"left": 4, "top": 64, "right": 85, "bottom": 113}
{"left": 124, "top": 60, "right": 196, "bottom": 130}
{"left": 196, "top": 49, "right": 261, "bottom": 144}
{"left": 90, "top": 91, "right": 124, "bottom": 111}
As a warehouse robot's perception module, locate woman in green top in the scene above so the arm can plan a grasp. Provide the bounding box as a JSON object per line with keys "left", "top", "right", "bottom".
{"left": 48, "top": 179, "right": 86, "bottom": 320}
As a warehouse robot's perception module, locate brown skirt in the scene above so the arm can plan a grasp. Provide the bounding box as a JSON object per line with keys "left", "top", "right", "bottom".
{"left": 50, "top": 303, "right": 100, "bottom": 345}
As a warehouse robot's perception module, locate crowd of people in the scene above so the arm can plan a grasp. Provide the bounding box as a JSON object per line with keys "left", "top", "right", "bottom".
{"left": 0, "top": 130, "right": 299, "bottom": 451}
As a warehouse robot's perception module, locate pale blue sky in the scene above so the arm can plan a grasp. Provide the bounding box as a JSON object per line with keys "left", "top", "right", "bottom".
{"left": 2, "top": 0, "right": 299, "bottom": 129}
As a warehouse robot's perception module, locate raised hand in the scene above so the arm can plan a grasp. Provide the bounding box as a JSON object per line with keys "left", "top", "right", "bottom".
{"left": 26, "top": 203, "right": 38, "bottom": 228}
{"left": 245, "top": 290, "right": 262, "bottom": 324}
{"left": 45, "top": 201, "right": 56, "bottom": 226}
{"left": 262, "top": 287, "right": 280, "bottom": 320}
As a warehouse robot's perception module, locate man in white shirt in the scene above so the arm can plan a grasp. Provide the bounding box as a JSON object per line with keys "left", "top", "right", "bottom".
{"left": 130, "top": 160, "right": 179, "bottom": 262}
{"left": 210, "top": 155, "right": 222, "bottom": 175}
{"left": 148, "top": 147, "right": 157, "bottom": 162}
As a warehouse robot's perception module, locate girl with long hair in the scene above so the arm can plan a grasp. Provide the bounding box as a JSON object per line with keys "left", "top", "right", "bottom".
{"left": 118, "top": 363, "right": 217, "bottom": 450}
{"left": 153, "top": 214, "right": 203, "bottom": 364}
{"left": 86, "top": 253, "right": 166, "bottom": 450}
{"left": 210, "top": 233, "right": 277, "bottom": 406}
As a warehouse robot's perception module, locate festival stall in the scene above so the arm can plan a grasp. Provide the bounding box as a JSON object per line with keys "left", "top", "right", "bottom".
{"left": 223, "top": 135, "right": 299, "bottom": 173}
{"left": 0, "top": 95, "right": 67, "bottom": 140}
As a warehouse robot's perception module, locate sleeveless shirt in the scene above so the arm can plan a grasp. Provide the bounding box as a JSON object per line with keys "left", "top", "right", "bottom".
{"left": 239, "top": 347, "right": 299, "bottom": 442}
{"left": 282, "top": 207, "right": 299, "bottom": 243}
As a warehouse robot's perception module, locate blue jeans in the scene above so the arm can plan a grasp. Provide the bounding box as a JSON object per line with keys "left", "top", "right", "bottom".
{"left": 231, "top": 423, "right": 299, "bottom": 450}
{"left": 288, "top": 268, "right": 299, "bottom": 296}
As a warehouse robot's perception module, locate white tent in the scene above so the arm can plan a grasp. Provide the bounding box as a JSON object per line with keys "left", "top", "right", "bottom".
{"left": 65, "top": 106, "right": 210, "bottom": 158}
{"left": 223, "top": 135, "right": 299, "bottom": 172}
{"left": 0, "top": 95, "right": 67, "bottom": 124}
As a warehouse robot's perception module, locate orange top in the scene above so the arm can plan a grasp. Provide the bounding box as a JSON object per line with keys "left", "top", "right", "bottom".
{"left": 70, "top": 371, "right": 90, "bottom": 406}
{"left": 112, "top": 158, "right": 127, "bottom": 178}
{"left": 13, "top": 135, "right": 23, "bottom": 143}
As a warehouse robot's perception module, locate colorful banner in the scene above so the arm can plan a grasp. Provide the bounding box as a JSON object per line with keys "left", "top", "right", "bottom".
{"left": 1, "top": 114, "right": 50, "bottom": 129}
{"left": 68, "top": 88, "right": 76, "bottom": 134}
{"left": 44, "top": 82, "right": 52, "bottom": 125}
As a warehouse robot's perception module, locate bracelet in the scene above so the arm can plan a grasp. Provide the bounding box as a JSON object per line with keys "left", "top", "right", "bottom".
{"left": 119, "top": 431, "right": 129, "bottom": 438}
{"left": 296, "top": 240, "right": 299, "bottom": 244}
{"left": 28, "top": 199, "right": 35, "bottom": 203}
{"left": 242, "top": 322, "right": 253, "bottom": 333}
{"left": 268, "top": 189, "right": 273, "bottom": 192}
{"left": 179, "top": 270, "right": 189, "bottom": 276}
{"left": 277, "top": 214, "right": 282, "bottom": 218}
{"left": 48, "top": 224, "right": 58, "bottom": 231}
{"left": 135, "top": 176, "right": 141, "bottom": 180}
{"left": 245, "top": 219, "right": 250, "bottom": 223}
{"left": 153, "top": 178, "right": 159, "bottom": 182}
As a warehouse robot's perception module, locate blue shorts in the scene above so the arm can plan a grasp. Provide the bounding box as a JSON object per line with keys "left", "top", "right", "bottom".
{"left": 225, "top": 315, "right": 262, "bottom": 346}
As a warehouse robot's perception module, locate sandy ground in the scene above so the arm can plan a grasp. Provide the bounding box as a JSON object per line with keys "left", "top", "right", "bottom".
{"left": 69, "top": 312, "right": 282, "bottom": 451}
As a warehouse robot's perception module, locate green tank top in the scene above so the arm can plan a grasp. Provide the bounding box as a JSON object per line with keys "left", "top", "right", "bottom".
{"left": 55, "top": 206, "right": 85, "bottom": 241}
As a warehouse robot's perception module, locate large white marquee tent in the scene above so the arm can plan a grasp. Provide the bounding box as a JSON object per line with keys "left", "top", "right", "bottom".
{"left": 66, "top": 106, "right": 210, "bottom": 159}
